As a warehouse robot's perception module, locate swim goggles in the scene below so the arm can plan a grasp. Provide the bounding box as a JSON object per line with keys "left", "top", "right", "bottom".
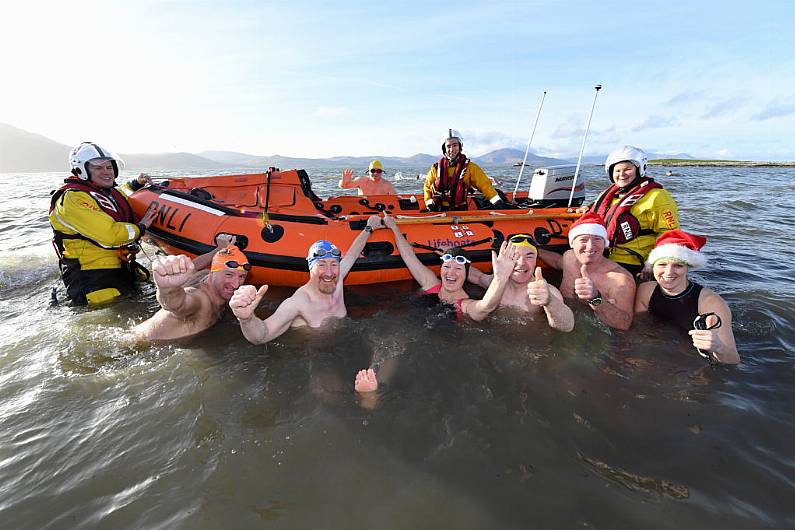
{"left": 509, "top": 234, "right": 537, "bottom": 246}
{"left": 311, "top": 248, "right": 342, "bottom": 260}
{"left": 440, "top": 254, "right": 471, "bottom": 265}
{"left": 370, "top": 168, "right": 383, "bottom": 174}
{"left": 222, "top": 260, "right": 251, "bottom": 271}
{"left": 692, "top": 312, "right": 722, "bottom": 362}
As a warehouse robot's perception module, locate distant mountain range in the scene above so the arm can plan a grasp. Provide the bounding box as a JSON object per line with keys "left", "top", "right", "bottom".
{"left": 0, "top": 122, "right": 693, "bottom": 173}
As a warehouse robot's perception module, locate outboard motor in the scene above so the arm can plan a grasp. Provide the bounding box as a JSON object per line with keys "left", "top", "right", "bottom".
{"left": 526, "top": 164, "right": 586, "bottom": 207}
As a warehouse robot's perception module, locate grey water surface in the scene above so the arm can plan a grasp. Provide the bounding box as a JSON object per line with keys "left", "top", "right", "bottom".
{"left": 1, "top": 165, "right": 793, "bottom": 529}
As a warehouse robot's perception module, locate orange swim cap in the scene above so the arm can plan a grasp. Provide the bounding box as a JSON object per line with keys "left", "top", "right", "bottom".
{"left": 211, "top": 245, "right": 250, "bottom": 272}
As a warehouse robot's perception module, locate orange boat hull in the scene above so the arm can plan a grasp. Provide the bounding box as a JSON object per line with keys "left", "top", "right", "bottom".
{"left": 128, "top": 169, "right": 579, "bottom": 287}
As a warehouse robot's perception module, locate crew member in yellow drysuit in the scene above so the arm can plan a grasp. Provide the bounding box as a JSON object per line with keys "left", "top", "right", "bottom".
{"left": 49, "top": 142, "right": 157, "bottom": 305}
{"left": 423, "top": 129, "right": 509, "bottom": 211}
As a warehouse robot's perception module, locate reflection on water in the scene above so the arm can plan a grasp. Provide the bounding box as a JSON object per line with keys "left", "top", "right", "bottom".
{"left": 1, "top": 168, "right": 794, "bottom": 529}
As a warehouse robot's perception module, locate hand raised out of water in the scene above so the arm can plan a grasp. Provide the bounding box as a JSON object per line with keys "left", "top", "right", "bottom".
{"left": 382, "top": 211, "right": 398, "bottom": 230}
{"left": 354, "top": 368, "right": 378, "bottom": 393}
{"left": 140, "top": 202, "right": 158, "bottom": 228}
{"left": 688, "top": 314, "right": 724, "bottom": 357}
{"left": 342, "top": 169, "right": 354, "bottom": 182}
{"left": 214, "top": 233, "right": 237, "bottom": 248}
{"left": 527, "top": 267, "right": 550, "bottom": 306}
{"left": 136, "top": 173, "right": 152, "bottom": 186}
{"left": 491, "top": 240, "right": 518, "bottom": 280}
{"left": 574, "top": 264, "right": 598, "bottom": 301}
{"left": 366, "top": 214, "right": 384, "bottom": 231}
{"left": 229, "top": 284, "right": 268, "bottom": 321}
{"left": 153, "top": 254, "right": 195, "bottom": 290}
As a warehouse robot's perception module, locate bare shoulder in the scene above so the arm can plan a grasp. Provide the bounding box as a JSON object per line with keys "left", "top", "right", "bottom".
{"left": 561, "top": 250, "right": 577, "bottom": 271}
{"left": 636, "top": 281, "right": 657, "bottom": 298}
{"left": 634, "top": 281, "right": 656, "bottom": 312}
{"left": 606, "top": 263, "right": 634, "bottom": 284}
{"left": 699, "top": 287, "right": 732, "bottom": 315}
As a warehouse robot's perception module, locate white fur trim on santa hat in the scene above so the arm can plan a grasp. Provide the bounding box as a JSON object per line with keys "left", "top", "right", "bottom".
{"left": 647, "top": 244, "right": 707, "bottom": 269}
{"left": 568, "top": 224, "right": 609, "bottom": 247}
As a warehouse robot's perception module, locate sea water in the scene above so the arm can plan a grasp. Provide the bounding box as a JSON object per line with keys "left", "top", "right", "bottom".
{"left": 1, "top": 166, "right": 794, "bottom": 529}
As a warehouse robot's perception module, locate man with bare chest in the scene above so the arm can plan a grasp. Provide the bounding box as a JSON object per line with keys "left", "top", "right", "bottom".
{"left": 130, "top": 244, "right": 250, "bottom": 342}
{"left": 230, "top": 215, "right": 384, "bottom": 344}
{"left": 540, "top": 213, "right": 635, "bottom": 331}
{"left": 469, "top": 234, "right": 573, "bottom": 331}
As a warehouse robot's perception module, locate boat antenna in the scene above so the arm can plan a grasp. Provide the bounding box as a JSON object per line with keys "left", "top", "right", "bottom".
{"left": 512, "top": 90, "right": 547, "bottom": 197}
{"left": 567, "top": 84, "right": 602, "bottom": 208}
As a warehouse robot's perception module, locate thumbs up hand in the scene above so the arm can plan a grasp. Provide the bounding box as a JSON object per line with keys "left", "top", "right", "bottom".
{"left": 527, "top": 266, "right": 550, "bottom": 306}
{"left": 230, "top": 284, "right": 269, "bottom": 321}
{"left": 574, "top": 264, "right": 597, "bottom": 301}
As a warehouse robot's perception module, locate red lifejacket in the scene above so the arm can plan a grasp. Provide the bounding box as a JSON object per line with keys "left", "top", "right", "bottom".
{"left": 50, "top": 177, "right": 136, "bottom": 222}
{"left": 591, "top": 177, "right": 663, "bottom": 245}
{"left": 433, "top": 155, "right": 470, "bottom": 209}
{"left": 49, "top": 177, "right": 139, "bottom": 258}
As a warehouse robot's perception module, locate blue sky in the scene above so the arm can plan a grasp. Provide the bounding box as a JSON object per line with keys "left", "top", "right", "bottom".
{"left": 2, "top": 0, "right": 793, "bottom": 160}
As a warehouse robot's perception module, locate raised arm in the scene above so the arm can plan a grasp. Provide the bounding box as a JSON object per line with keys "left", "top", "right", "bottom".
{"left": 464, "top": 241, "right": 516, "bottom": 321}
{"left": 152, "top": 254, "right": 204, "bottom": 318}
{"left": 230, "top": 284, "right": 306, "bottom": 345}
{"left": 467, "top": 264, "right": 492, "bottom": 289}
{"left": 339, "top": 169, "right": 360, "bottom": 189}
{"left": 383, "top": 212, "right": 439, "bottom": 290}
{"left": 192, "top": 234, "right": 237, "bottom": 270}
{"left": 689, "top": 289, "right": 740, "bottom": 364}
{"left": 340, "top": 215, "right": 384, "bottom": 278}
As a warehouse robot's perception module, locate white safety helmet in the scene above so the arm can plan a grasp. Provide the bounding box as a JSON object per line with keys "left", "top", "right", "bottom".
{"left": 604, "top": 145, "right": 647, "bottom": 182}
{"left": 69, "top": 142, "right": 124, "bottom": 180}
{"left": 441, "top": 129, "right": 464, "bottom": 155}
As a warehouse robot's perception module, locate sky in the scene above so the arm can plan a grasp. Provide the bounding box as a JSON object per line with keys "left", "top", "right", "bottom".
{"left": 1, "top": 0, "right": 793, "bottom": 161}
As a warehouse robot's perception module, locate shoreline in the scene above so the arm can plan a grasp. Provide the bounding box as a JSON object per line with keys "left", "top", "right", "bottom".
{"left": 649, "top": 159, "right": 795, "bottom": 167}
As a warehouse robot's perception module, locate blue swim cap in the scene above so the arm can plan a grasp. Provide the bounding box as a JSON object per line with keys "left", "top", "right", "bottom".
{"left": 306, "top": 240, "right": 342, "bottom": 270}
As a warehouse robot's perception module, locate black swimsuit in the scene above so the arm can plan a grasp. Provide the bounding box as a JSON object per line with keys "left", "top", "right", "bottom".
{"left": 648, "top": 281, "right": 703, "bottom": 332}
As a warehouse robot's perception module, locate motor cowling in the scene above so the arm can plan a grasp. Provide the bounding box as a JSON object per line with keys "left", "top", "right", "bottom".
{"left": 527, "top": 164, "right": 585, "bottom": 207}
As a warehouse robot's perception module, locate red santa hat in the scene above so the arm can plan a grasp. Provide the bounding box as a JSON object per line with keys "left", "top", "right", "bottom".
{"left": 646, "top": 229, "right": 708, "bottom": 269}
{"left": 568, "top": 212, "right": 609, "bottom": 247}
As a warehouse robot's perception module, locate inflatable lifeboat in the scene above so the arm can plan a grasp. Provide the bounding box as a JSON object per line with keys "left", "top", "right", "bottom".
{"left": 127, "top": 166, "right": 584, "bottom": 287}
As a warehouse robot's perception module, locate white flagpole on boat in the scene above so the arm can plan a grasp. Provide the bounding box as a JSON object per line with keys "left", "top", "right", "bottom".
{"left": 567, "top": 84, "right": 602, "bottom": 208}
{"left": 512, "top": 90, "right": 547, "bottom": 197}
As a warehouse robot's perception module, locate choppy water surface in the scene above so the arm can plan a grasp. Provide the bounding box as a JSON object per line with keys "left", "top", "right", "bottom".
{"left": 1, "top": 165, "right": 793, "bottom": 529}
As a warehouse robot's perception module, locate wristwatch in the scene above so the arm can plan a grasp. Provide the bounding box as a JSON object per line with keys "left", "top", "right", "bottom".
{"left": 364, "top": 225, "right": 374, "bottom": 233}
{"left": 587, "top": 291, "right": 602, "bottom": 306}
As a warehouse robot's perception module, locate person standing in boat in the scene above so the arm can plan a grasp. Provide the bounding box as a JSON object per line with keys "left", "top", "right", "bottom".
{"left": 467, "top": 234, "right": 574, "bottom": 332}
{"left": 49, "top": 142, "right": 157, "bottom": 305}
{"left": 635, "top": 230, "right": 739, "bottom": 364}
{"left": 338, "top": 159, "right": 396, "bottom": 195}
{"left": 579, "top": 145, "right": 680, "bottom": 276}
{"left": 422, "top": 129, "right": 507, "bottom": 211}
{"left": 540, "top": 213, "right": 636, "bottom": 331}
{"left": 229, "top": 215, "right": 385, "bottom": 343}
